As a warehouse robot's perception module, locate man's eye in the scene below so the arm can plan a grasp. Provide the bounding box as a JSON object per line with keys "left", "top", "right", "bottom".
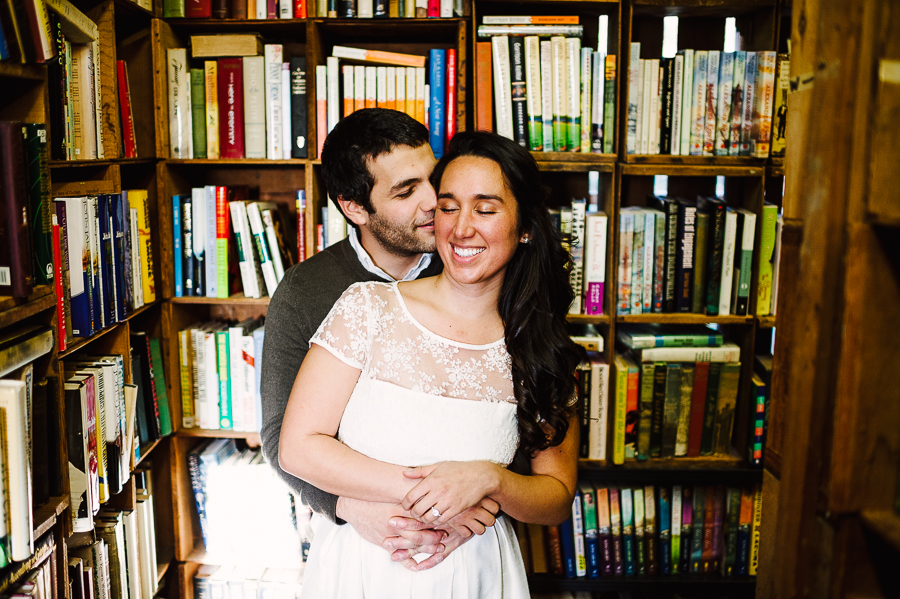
{"left": 396, "top": 188, "right": 414, "bottom": 199}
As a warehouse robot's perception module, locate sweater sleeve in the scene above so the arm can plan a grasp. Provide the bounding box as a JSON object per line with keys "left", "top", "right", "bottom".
{"left": 260, "top": 266, "right": 342, "bottom": 523}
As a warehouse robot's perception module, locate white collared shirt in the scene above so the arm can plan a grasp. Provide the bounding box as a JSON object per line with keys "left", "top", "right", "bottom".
{"left": 347, "top": 226, "right": 434, "bottom": 282}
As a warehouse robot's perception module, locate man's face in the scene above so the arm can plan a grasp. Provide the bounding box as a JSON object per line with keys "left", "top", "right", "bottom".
{"left": 363, "top": 144, "right": 438, "bottom": 258}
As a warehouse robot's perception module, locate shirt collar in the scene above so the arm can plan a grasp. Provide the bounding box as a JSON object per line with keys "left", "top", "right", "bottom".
{"left": 348, "top": 227, "right": 434, "bottom": 282}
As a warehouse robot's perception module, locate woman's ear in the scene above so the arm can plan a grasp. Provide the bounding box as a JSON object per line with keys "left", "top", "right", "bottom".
{"left": 520, "top": 233, "right": 531, "bottom": 244}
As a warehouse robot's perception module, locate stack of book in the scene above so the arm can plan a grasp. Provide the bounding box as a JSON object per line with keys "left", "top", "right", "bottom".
{"left": 69, "top": 469, "right": 161, "bottom": 599}
{"left": 178, "top": 319, "right": 265, "bottom": 432}
{"left": 0, "top": 534, "right": 57, "bottom": 599}
{"left": 193, "top": 566, "right": 304, "bottom": 599}
{"left": 316, "top": 46, "right": 456, "bottom": 159}
{"left": 517, "top": 481, "right": 763, "bottom": 578}
{"left": 611, "top": 326, "right": 753, "bottom": 465}
{"left": 187, "top": 442, "right": 308, "bottom": 565}
{"left": 617, "top": 197, "right": 779, "bottom": 317}
{"left": 476, "top": 17, "right": 616, "bottom": 154}
{"left": 171, "top": 191, "right": 296, "bottom": 299}
{"left": 626, "top": 43, "right": 790, "bottom": 159}
{"left": 53, "top": 193, "right": 157, "bottom": 349}
{"left": 0, "top": 0, "right": 55, "bottom": 63}
{"left": 163, "top": 0, "right": 463, "bottom": 19}
{"left": 64, "top": 335, "right": 172, "bottom": 532}
{"left": 166, "top": 41, "right": 308, "bottom": 160}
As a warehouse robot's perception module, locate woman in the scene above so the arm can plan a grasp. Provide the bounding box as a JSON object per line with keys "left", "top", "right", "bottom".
{"left": 279, "top": 131, "right": 585, "bottom": 597}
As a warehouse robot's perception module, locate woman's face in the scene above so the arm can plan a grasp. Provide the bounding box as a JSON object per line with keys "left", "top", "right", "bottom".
{"left": 435, "top": 156, "right": 522, "bottom": 289}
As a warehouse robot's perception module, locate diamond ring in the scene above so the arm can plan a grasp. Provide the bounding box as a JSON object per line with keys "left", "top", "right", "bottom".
{"left": 431, "top": 506, "right": 442, "bottom": 519}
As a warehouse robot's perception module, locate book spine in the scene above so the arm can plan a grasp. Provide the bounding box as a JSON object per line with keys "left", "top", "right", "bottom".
{"left": 215, "top": 330, "right": 232, "bottom": 428}
{"left": 546, "top": 523, "right": 564, "bottom": 576}
{"left": 753, "top": 51, "right": 777, "bottom": 158}
{"left": 590, "top": 51, "right": 602, "bottom": 153}
{"left": 740, "top": 52, "right": 757, "bottom": 155}
{"left": 680, "top": 486, "right": 693, "bottom": 574}
{"left": 326, "top": 56, "right": 340, "bottom": 134}
{"left": 564, "top": 38, "right": 580, "bottom": 151}
{"left": 729, "top": 51, "right": 746, "bottom": 155}
{"left": 168, "top": 48, "right": 192, "bottom": 159}
{"left": 689, "top": 51, "right": 707, "bottom": 155}
{"left": 651, "top": 208, "right": 664, "bottom": 312}
{"left": 524, "top": 37, "right": 542, "bottom": 150}
{"left": 679, "top": 49, "right": 693, "bottom": 155}
{"left": 658, "top": 486, "right": 671, "bottom": 575}
{"left": 446, "top": 49, "right": 457, "bottom": 145}
{"left": 238, "top": 57, "right": 265, "bottom": 159}
{"left": 583, "top": 213, "right": 607, "bottom": 315}
{"left": 173, "top": 196, "right": 183, "bottom": 298}
{"left": 579, "top": 48, "right": 591, "bottom": 153}
{"left": 165, "top": 0, "right": 187, "bottom": 17}
{"left": 52, "top": 213, "right": 66, "bottom": 348}
{"left": 715, "top": 52, "right": 734, "bottom": 155}
{"left": 690, "top": 486, "right": 705, "bottom": 571}
{"left": 636, "top": 363, "right": 654, "bottom": 459}
{"left": 0, "top": 381, "right": 34, "bottom": 560}
{"left": 737, "top": 486, "right": 753, "bottom": 575}
{"left": 212, "top": 0, "right": 228, "bottom": 17}
{"left": 428, "top": 49, "right": 446, "bottom": 158}
{"left": 264, "top": 45, "right": 284, "bottom": 159}
{"left": 612, "top": 356, "right": 627, "bottom": 465}
{"left": 724, "top": 487, "right": 741, "bottom": 575}
{"left": 475, "top": 41, "right": 493, "bottom": 133}
{"left": 674, "top": 364, "right": 694, "bottom": 456}
{"left": 214, "top": 188, "right": 228, "bottom": 298}
{"left": 649, "top": 363, "right": 665, "bottom": 457}
{"left": 602, "top": 55, "right": 616, "bottom": 154}
{"left": 415, "top": 67, "right": 426, "bottom": 124}
{"left": 671, "top": 55, "right": 683, "bottom": 155}
{"left": 621, "top": 488, "right": 635, "bottom": 576}
{"left": 616, "top": 211, "right": 633, "bottom": 314}
{"left": 186, "top": 0, "right": 212, "bottom": 17}
{"left": 660, "top": 363, "right": 681, "bottom": 458}
{"left": 217, "top": 58, "right": 245, "bottom": 159}
{"left": 735, "top": 212, "right": 756, "bottom": 315}
{"left": 491, "top": 36, "right": 513, "bottom": 140}
{"left": 551, "top": 36, "right": 568, "bottom": 150}
{"left": 633, "top": 488, "right": 646, "bottom": 575}
{"left": 757, "top": 204, "right": 778, "bottom": 315}
{"left": 703, "top": 50, "right": 719, "bottom": 156}
{"left": 316, "top": 64, "right": 327, "bottom": 157}
{"left": 609, "top": 489, "right": 623, "bottom": 576}
{"left": 190, "top": 69, "right": 207, "bottom": 159}
{"left": 626, "top": 42, "right": 640, "bottom": 154}
{"left": 342, "top": 64, "right": 354, "bottom": 117}
{"left": 647, "top": 58, "right": 659, "bottom": 154}
{"left": 204, "top": 61, "right": 219, "bottom": 159}
{"left": 132, "top": 191, "right": 155, "bottom": 303}
{"left": 558, "top": 516, "right": 576, "bottom": 577}
{"left": 687, "top": 362, "right": 709, "bottom": 457}
{"left": 771, "top": 55, "right": 789, "bottom": 157}
{"left": 643, "top": 485, "right": 657, "bottom": 575}
{"left": 179, "top": 330, "right": 195, "bottom": 428}
{"left": 287, "top": 57, "right": 308, "bottom": 158}
{"left": 675, "top": 202, "right": 696, "bottom": 312}
{"left": 660, "top": 58, "right": 674, "bottom": 154}
{"left": 691, "top": 211, "right": 708, "bottom": 313}
{"left": 641, "top": 211, "right": 654, "bottom": 313}
{"left": 589, "top": 359, "right": 608, "bottom": 461}
{"left": 540, "top": 40, "right": 553, "bottom": 150}
{"left": 568, "top": 200, "right": 586, "bottom": 314}
{"left": 671, "top": 486, "right": 682, "bottom": 573}
{"left": 117, "top": 61, "right": 137, "bottom": 158}
{"left": 572, "top": 493, "right": 587, "bottom": 577}
{"left": 639, "top": 60, "right": 650, "bottom": 154}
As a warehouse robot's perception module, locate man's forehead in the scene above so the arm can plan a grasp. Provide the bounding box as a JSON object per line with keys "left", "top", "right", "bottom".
{"left": 369, "top": 144, "right": 435, "bottom": 185}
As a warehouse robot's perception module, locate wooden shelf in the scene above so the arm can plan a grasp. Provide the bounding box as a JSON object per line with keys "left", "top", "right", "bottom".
{"left": 48, "top": 158, "right": 158, "bottom": 168}
{"left": 624, "top": 155, "right": 766, "bottom": 167}
{"left": 0, "top": 62, "right": 46, "bottom": 80}
{"left": 59, "top": 300, "right": 160, "bottom": 358}
{"left": 582, "top": 454, "right": 748, "bottom": 470}
{"left": 33, "top": 496, "right": 69, "bottom": 538}
{"left": 869, "top": 213, "right": 900, "bottom": 228}
{"left": 164, "top": 158, "right": 307, "bottom": 166}
{"left": 177, "top": 429, "right": 261, "bottom": 443}
{"left": 758, "top": 315, "right": 777, "bottom": 328}
{"left": 529, "top": 574, "right": 757, "bottom": 594}
{"left": 0, "top": 287, "right": 56, "bottom": 330}
{"left": 0, "top": 535, "right": 55, "bottom": 595}
{"left": 580, "top": 457, "right": 762, "bottom": 484}
{"left": 616, "top": 313, "right": 754, "bottom": 325}
{"left": 860, "top": 510, "right": 900, "bottom": 553}
{"left": 135, "top": 436, "right": 166, "bottom": 467}
{"left": 567, "top": 314, "right": 611, "bottom": 325}
{"left": 157, "top": 546, "right": 175, "bottom": 584}
{"left": 169, "top": 294, "right": 271, "bottom": 305}
{"left": 620, "top": 162, "right": 765, "bottom": 177}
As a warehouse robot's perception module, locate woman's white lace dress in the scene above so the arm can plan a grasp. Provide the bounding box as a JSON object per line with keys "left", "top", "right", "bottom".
{"left": 299, "top": 281, "right": 529, "bottom": 598}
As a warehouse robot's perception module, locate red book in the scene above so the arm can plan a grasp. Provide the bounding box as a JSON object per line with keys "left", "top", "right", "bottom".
{"left": 231, "top": 0, "right": 247, "bottom": 19}
{"left": 427, "top": 0, "right": 438, "bottom": 17}
{"left": 293, "top": 0, "right": 306, "bottom": 18}
{"left": 475, "top": 41, "right": 493, "bottom": 132}
{"left": 687, "top": 362, "right": 710, "bottom": 456}
{"left": 52, "top": 214, "right": 66, "bottom": 350}
{"left": 296, "top": 192, "right": 306, "bottom": 263}
{"left": 702, "top": 485, "right": 716, "bottom": 572}
{"left": 185, "top": 0, "right": 213, "bottom": 18}
{"left": 546, "top": 524, "right": 565, "bottom": 576}
{"left": 446, "top": 48, "right": 457, "bottom": 145}
{"left": 0, "top": 122, "right": 34, "bottom": 298}
{"left": 218, "top": 58, "right": 245, "bottom": 159}
{"left": 117, "top": 61, "right": 137, "bottom": 158}
{"left": 267, "top": 0, "right": 277, "bottom": 18}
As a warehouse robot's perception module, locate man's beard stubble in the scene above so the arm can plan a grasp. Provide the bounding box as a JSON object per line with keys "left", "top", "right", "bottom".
{"left": 366, "top": 211, "right": 436, "bottom": 258}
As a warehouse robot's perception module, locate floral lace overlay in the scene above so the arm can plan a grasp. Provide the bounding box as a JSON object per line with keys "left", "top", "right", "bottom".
{"left": 311, "top": 282, "right": 516, "bottom": 404}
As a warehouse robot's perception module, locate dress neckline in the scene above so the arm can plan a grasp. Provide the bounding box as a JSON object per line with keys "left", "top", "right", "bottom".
{"left": 389, "top": 281, "right": 506, "bottom": 350}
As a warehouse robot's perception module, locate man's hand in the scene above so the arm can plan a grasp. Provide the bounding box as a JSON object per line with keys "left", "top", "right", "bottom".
{"left": 336, "top": 497, "right": 446, "bottom": 555}
{"left": 389, "top": 499, "right": 500, "bottom": 572}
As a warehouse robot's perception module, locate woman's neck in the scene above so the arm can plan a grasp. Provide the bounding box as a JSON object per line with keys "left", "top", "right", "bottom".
{"left": 431, "top": 273, "right": 504, "bottom": 323}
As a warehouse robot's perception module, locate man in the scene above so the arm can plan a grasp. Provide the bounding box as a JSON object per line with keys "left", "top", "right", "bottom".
{"left": 260, "top": 109, "right": 497, "bottom": 572}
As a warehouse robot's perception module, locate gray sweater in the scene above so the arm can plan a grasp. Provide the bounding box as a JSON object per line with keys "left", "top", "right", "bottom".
{"left": 259, "top": 238, "right": 442, "bottom": 522}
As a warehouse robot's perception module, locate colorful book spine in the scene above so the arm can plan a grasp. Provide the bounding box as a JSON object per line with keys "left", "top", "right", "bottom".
{"left": 540, "top": 40, "right": 553, "bottom": 150}
{"left": 679, "top": 49, "right": 694, "bottom": 155}
{"left": 671, "top": 54, "right": 684, "bottom": 155}
{"left": 617, "top": 210, "right": 633, "bottom": 314}
{"left": 602, "top": 54, "right": 616, "bottom": 154}
{"left": 215, "top": 187, "right": 228, "bottom": 298}
{"left": 633, "top": 487, "right": 646, "bottom": 575}
{"left": 572, "top": 491, "right": 587, "bottom": 577}
{"left": 590, "top": 51, "right": 603, "bottom": 153}
{"left": 491, "top": 36, "right": 513, "bottom": 140}
{"left": 173, "top": 196, "right": 183, "bottom": 297}
{"left": 446, "top": 49, "right": 457, "bottom": 145}
{"left": 644, "top": 485, "right": 657, "bottom": 575}
{"left": 621, "top": 488, "right": 635, "bottom": 576}
{"left": 215, "top": 329, "right": 232, "bottom": 429}
{"left": 428, "top": 49, "right": 446, "bottom": 158}
{"left": 565, "top": 38, "right": 581, "bottom": 151}
{"left": 771, "top": 55, "right": 789, "bottom": 157}
{"left": 691, "top": 485, "right": 705, "bottom": 572}
{"left": 715, "top": 51, "right": 734, "bottom": 155}
{"left": 681, "top": 486, "right": 693, "bottom": 574}
{"left": 205, "top": 61, "right": 219, "bottom": 159}
{"left": 218, "top": 58, "right": 245, "bottom": 159}
{"left": 508, "top": 37, "right": 528, "bottom": 148}
{"left": 753, "top": 51, "right": 777, "bottom": 158}
{"left": 316, "top": 64, "right": 327, "bottom": 158}
{"left": 609, "top": 488, "right": 624, "bottom": 576}
{"left": 476, "top": 41, "right": 493, "bottom": 133}
{"left": 580, "top": 47, "right": 591, "bottom": 153}
{"left": 583, "top": 212, "right": 607, "bottom": 315}
{"left": 551, "top": 36, "right": 568, "bottom": 151}
{"left": 596, "top": 488, "right": 612, "bottom": 576}
{"left": 658, "top": 485, "right": 671, "bottom": 575}
{"left": 736, "top": 486, "right": 753, "bottom": 575}
{"left": 689, "top": 51, "right": 707, "bottom": 155}
{"left": 580, "top": 483, "right": 600, "bottom": 578}
{"left": 703, "top": 50, "right": 719, "bottom": 156}
{"left": 626, "top": 42, "right": 640, "bottom": 154}
{"left": 671, "top": 485, "right": 682, "bottom": 573}
{"left": 730, "top": 51, "right": 747, "bottom": 156}
{"left": 740, "top": 52, "right": 757, "bottom": 156}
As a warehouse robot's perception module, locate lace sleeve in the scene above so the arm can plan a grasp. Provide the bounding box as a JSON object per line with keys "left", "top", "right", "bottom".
{"left": 310, "top": 283, "right": 373, "bottom": 370}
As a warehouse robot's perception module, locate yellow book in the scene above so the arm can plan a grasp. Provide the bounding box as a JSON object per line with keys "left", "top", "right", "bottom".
{"left": 749, "top": 483, "right": 763, "bottom": 575}
{"left": 67, "top": 371, "right": 108, "bottom": 504}
{"left": 129, "top": 190, "right": 156, "bottom": 303}
{"left": 612, "top": 354, "right": 629, "bottom": 465}
{"left": 415, "top": 67, "right": 426, "bottom": 125}
{"left": 179, "top": 329, "right": 195, "bottom": 429}
{"left": 205, "top": 61, "right": 219, "bottom": 159}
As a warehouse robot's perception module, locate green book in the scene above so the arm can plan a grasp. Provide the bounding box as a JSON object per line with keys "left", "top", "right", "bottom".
{"left": 149, "top": 338, "right": 173, "bottom": 436}
{"left": 691, "top": 486, "right": 706, "bottom": 572}
{"left": 691, "top": 211, "right": 709, "bottom": 313}
{"left": 602, "top": 55, "right": 616, "bottom": 154}
{"left": 190, "top": 69, "right": 207, "bottom": 159}
{"left": 671, "top": 485, "right": 682, "bottom": 573}
{"left": 650, "top": 362, "right": 666, "bottom": 457}
{"left": 700, "top": 363, "right": 723, "bottom": 455}
{"left": 579, "top": 482, "right": 599, "bottom": 577}
{"left": 163, "top": 0, "right": 185, "bottom": 18}
{"left": 215, "top": 330, "right": 232, "bottom": 429}
{"left": 612, "top": 354, "right": 629, "bottom": 465}
{"left": 733, "top": 209, "right": 757, "bottom": 316}
{"left": 636, "top": 362, "right": 655, "bottom": 459}
{"left": 713, "top": 362, "right": 741, "bottom": 455}
{"left": 724, "top": 486, "right": 742, "bottom": 576}
{"left": 633, "top": 487, "right": 646, "bottom": 575}
{"left": 756, "top": 203, "right": 779, "bottom": 316}
{"left": 23, "top": 123, "right": 54, "bottom": 286}
{"left": 660, "top": 363, "right": 682, "bottom": 458}
{"left": 617, "top": 324, "right": 724, "bottom": 349}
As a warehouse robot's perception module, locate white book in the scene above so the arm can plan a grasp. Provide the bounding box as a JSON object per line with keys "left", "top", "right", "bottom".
{"left": 741, "top": 52, "right": 757, "bottom": 155}
{"left": 672, "top": 486, "right": 683, "bottom": 539}
{"left": 135, "top": 497, "right": 157, "bottom": 599}
{"left": 640, "top": 60, "right": 651, "bottom": 154}
{"left": 671, "top": 54, "right": 684, "bottom": 155}
{"left": 565, "top": 38, "right": 581, "bottom": 150}
{"left": 491, "top": 36, "right": 514, "bottom": 140}
{"left": 395, "top": 67, "right": 406, "bottom": 115}
{"left": 242, "top": 57, "right": 267, "bottom": 159}
{"left": 77, "top": 45, "right": 97, "bottom": 159}
{"left": 629, "top": 207, "right": 644, "bottom": 314}
{"left": 568, "top": 199, "right": 586, "bottom": 314}
{"left": 279, "top": 0, "right": 290, "bottom": 18}
{"left": 354, "top": 65, "right": 365, "bottom": 112}
{"left": 327, "top": 56, "right": 340, "bottom": 133}
{"left": 281, "top": 63, "right": 291, "bottom": 160}
{"left": 122, "top": 510, "right": 142, "bottom": 599}
{"left": 386, "top": 67, "right": 396, "bottom": 109}
{"left": 246, "top": 205, "right": 278, "bottom": 296}
{"left": 636, "top": 342, "right": 741, "bottom": 363}
{"left": 690, "top": 50, "right": 708, "bottom": 155}
{"left": 190, "top": 327, "right": 209, "bottom": 429}
{"left": 582, "top": 212, "right": 607, "bottom": 315}
{"left": 228, "top": 202, "right": 260, "bottom": 299}
{"left": 191, "top": 188, "right": 205, "bottom": 297}
{"left": 524, "top": 36, "right": 542, "bottom": 149}
{"left": 648, "top": 58, "right": 660, "bottom": 154}
{"left": 704, "top": 50, "right": 720, "bottom": 156}
{"left": 626, "top": 42, "right": 641, "bottom": 154}
{"left": 228, "top": 323, "right": 246, "bottom": 432}
{"left": 679, "top": 49, "right": 694, "bottom": 155}
{"left": 440, "top": 0, "right": 451, "bottom": 18}
{"left": 580, "top": 48, "right": 592, "bottom": 153}
{"left": 718, "top": 209, "right": 738, "bottom": 316}
{"left": 587, "top": 357, "right": 609, "bottom": 460}
{"left": 359, "top": 0, "right": 373, "bottom": 18}
{"left": 327, "top": 200, "right": 347, "bottom": 247}
{"left": 550, "top": 36, "right": 567, "bottom": 150}
{"left": 259, "top": 205, "right": 285, "bottom": 282}
{"left": 572, "top": 494, "right": 587, "bottom": 577}
{"left": 376, "top": 66, "right": 387, "bottom": 107}
{"left": 256, "top": 0, "right": 267, "bottom": 19}
{"left": 203, "top": 326, "right": 221, "bottom": 429}
{"left": 239, "top": 329, "right": 257, "bottom": 431}
{"left": 204, "top": 185, "right": 217, "bottom": 298}
{"left": 730, "top": 51, "right": 747, "bottom": 156}
{"left": 0, "top": 380, "right": 33, "bottom": 561}
{"left": 540, "top": 40, "right": 554, "bottom": 150}
{"left": 167, "top": 48, "right": 192, "bottom": 159}
{"left": 617, "top": 209, "right": 634, "bottom": 314}
{"left": 641, "top": 210, "right": 655, "bottom": 313}
{"left": 406, "top": 66, "right": 417, "bottom": 117}
{"left": 715, "top": 52, "right": 734, "bottom": 156}
{"left": 130, "top": 207, "right": 143, "bottom": 308}
{"left": 415, "top": 68, "right": 426, "bottom": 122}
{"left": 264, "top": 45, "right": 284, "bottom": 160}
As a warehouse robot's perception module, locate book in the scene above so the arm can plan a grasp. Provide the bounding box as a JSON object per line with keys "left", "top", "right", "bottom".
{"left": 671, "top": 486, "right": 682, "bottom": 573}
{"left": 168, "top": 48, "right": 192, "bottom": 159}
{"left": 558, "top": 514, "right": 576, "bottom": 577}
{"left": 718, "top": 208, "right": 738, "bottom": 315}
{"left": 540, "top": 41, "right": 553, "bottom": 150}
{"left": 508, "top": 36, "right": 527, "bottom": 148}
{"left": 771, "top": 55, "right": 789, "bottom": 157}
{"left": 691, "top": 211, "right": 709, "bottom": 313}
{"left": 660, "top": 363, "right": 681, "bottom": 458}
{"left": 117, "top": 61, "right": 137, "bottom": 158}
{"left": 687, "top": 362, "right": 710, "bottom": 457}
{"left": 691, "top": 485, "right": 705, "bottom": 572}
{"left": 715, "top": 51, "right": 734, "bottom": 155}
{"left": 332, "top": 46, "right": 426, "bottom": 68}
{"left": 621, "top": 487, "right": 635, "bottom": 576}
{"left": 643, "top": 485, "right": 657, "bottom": 575}
{"left": 0, "top": 380, "right": 34, "bottom": 560}
{"left": 551, "top": 36, "right": 567, "bottom": 150}
{"left": 756, "top": 202, "right": 779, "bottom": 316}
{"left": 737, "top": 485, "right": 753, "bottom": 575}
{"left": 190, "top": 69, "right": 207, "bottom": 159}
{"left": 602, "top": 55, "right": 616, "bottom": 154}
{"left": 491, "top": 36, "right": 513, "bottom": 140}
{"left": 264, "top": 45, "right": 284, "bottom": 160}
{"left": 204, "top": 61, "right": 219, "bottom": 159}
{"left": 242, "top": 56, "right": 266, "bottom": 160}
{"left": 703, "top": 50, "right": 719, "bottom": 155}
{"left": 674, "top": 198, "right": 697, "bottom": 312}
{"left": 633, "top": 487, "right": 646, "bottom": 575}
{"left": 612, "top": 354, "right": 629, "bottom": 465}
{"left": 586, "top": 354, "right": 608, "bottom": 461}
{"left": 217, "top": 58, "right": 245, "bottom": 159}
{"left": 724, "top": 486, "right": 742, "bottom": 575}
{"left": 689, "top": 51, "right": 707, "bottom": 155}
{"left": 674, "top": 363, "right": 694, "bottom": 457}
{"left": 636, "top": 362, "right": 654, "bottom": 460}
{"left": 752, "top": 51, "right": 777, "bottom": 158}
{"left": 712, "top": 362, "right": 741, "bottom": 455}
{"left": 732, "top": 208, "right": 757, "bottom": 316}
{"left": 246, "top": 203, "right": 278, "bottom": 296}
{"left": 633, "top": 343, "right": 741, "bottom": 363}
{"left": 579, "top": 482, "right": 599, "bottom": 578}
{"left": 609, "top": 488, "right": 623, "bottom": 576}
{"left": 0, "top": 122, "right": 33, "bottom": 298}
{"left": 658, "top": 485, "right": 671, "bottom": 574}
{"left": 583, "top": 212, "right": 607, "bottom": 315}
{"left": 572, "top": 490, "right": 587, "bottom": 577}
{"left": 428, "top": 49, "right": 446, "bottom": 158}
{"left": 22, "top": 123, "right": 54, "bottom": 287}
{"left": 191, "top": 34, "right": 262, "bottom": 58}
{"left": 740, "top": 52, "right": 757, "bottom": 155}
{"left": 617, "top": 325, "right": 723, "bottom": 349}
{"left": 129, "top": 190, "right": 155, "bottom": 303}
{"left": 475, "top": 41, "right": 493, "bottom": 132}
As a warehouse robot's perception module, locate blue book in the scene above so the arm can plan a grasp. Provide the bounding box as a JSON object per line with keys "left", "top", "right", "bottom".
{"left": 109, "top": 193, "right": 128, "bottom": 321}
{"left": 621, "top": 488, "right": 635, "bottom": 576}
{"left": 187, "top": 439, "right": 237, "bottom": 550}
{"left": 558, "top": 516, "right": 577, "bottom": 578}
{"left": 88, "top": 197, "right": 102, "bottom": 331}
{"left": 428, "top": 49, "right": 446, "bottom": 158}
{"left": 252, "top": 325, "right": 265, "bottom": 432}
{"left": 659, "top": 486, "right": 672, "bottom": 575}
{"left": 120, "top": 193, "right": 134, "bottom": 312}
{"left": 173, "top": 195, "right": 183, "bottom": 297}
{"left": 98, "top": 195, "right": 118, "bottom": 327}
{"left": 579, "top": 482, "right": 600, "bottom": 578}
{"left": 57, "top": 199, "right": 93, "bottom": 337}
{"left": 0, "top": 16, "right": 9, "bottom": 60}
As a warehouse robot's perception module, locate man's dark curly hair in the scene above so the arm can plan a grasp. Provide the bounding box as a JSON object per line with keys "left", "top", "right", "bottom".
{"left": 320, "top": 108, "right": 430, "bottom": 215}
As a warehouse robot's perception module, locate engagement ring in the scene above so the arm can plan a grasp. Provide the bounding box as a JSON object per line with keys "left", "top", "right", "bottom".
{"left": 431, "top": 507, "right": 442, "bottom": 519}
